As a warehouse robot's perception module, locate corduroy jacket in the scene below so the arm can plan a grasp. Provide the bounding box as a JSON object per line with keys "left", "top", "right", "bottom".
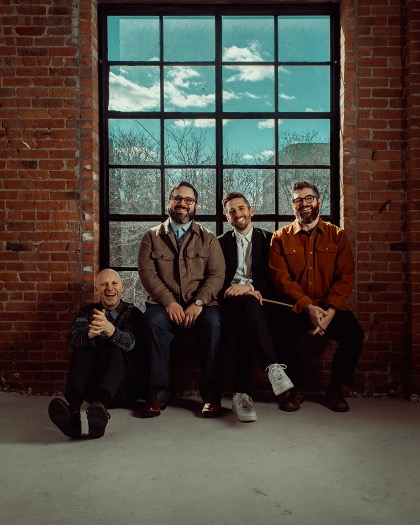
{"left": 269, "top": 217, "right": 355, "bottom": 313}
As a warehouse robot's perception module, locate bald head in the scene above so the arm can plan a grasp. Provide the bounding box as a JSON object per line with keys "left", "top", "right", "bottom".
{"left": 95, "top": 268, "right": 124, "bottom": 310}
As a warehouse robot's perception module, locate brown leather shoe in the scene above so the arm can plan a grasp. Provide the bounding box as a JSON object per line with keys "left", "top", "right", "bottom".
{"left": 201, "top": 402, "right": 221, "bottom": 418}
{"left": 140, "top": 397, "right": 167, "bottom": 418}
{"left": 279, "top": 388, "right": 305, "bottom": 412}
{"left": 326, "top": 387, "right": 349, "bottom": 412}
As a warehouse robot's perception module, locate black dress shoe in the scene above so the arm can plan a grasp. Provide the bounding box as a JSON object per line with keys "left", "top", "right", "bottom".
{"left": 86, "top": 401, "right": 110, "bottom": 438}
{"left": 279, "top": 388, "right": 305, "bottom": 412}
{"left": 48, "top": 398, "right": 81, "bottom": 438}
{"left": 326, "top": 387, "right": 349, "bottom": 412}
{"left": 201, "top": 402, "right": 221, "bottom": 418}
{"left": 140, "top": 397, "right": 167, "bottom": 418}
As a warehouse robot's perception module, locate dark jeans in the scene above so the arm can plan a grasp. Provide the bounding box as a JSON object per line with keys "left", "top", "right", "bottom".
{"left": 221, "top": 295, "right": 278, "bottom": 394}
{"left": 276, "top": 309, "right": 364, "bottom": 388}
{"left": 65, "top": 345, "right": 139, "bottom": 408}
{"left": 143, "top": 304, "right": 224, "bottom": 403}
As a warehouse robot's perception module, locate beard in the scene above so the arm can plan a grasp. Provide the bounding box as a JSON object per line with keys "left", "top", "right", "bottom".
{"left": 295, "top": 201, "right": 321, "bottom": 224}
{"left": 168, "top": 204, "right": 196, "bottom": 225}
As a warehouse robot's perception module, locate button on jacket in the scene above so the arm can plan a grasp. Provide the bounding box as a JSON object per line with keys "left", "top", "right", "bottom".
{"left": 269, "top": 217, "right": 355, "bottom": 313}
{"left": 138, "top": 218, "right": 225, "bottom": 307}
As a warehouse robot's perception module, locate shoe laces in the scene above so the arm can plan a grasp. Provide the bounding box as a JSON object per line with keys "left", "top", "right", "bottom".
{"left": 266, "top": 363, "right": 287, "bottom": 380}
{"left": 240, "top": 393, "right": 253, "bottom": 409}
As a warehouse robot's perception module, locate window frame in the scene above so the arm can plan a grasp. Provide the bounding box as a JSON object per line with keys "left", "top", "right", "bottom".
{"left": 98, "top": 3, "right": 340, "bottom": 272}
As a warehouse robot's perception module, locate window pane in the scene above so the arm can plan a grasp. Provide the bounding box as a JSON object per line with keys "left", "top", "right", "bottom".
{"left": 165, "top": 169, "right": 216, "bottom": 215}
{"left": 222, "top": 16, "right": 274, "bottom": 62}
{"left": 223, "top": 66, "right": 274, "bottom": 112}
{"left": 108, "top": 17, "right": 159, "bottom": 62}
{"left": 278, "top": 119, "right": 330, "bottom": 165}
{"left": 109, "top": 66, "right": 160, "bottom": 112}
{"left": 164, "top": 66, "right": 215, "bottom": 112}
{"left": 120, "top": 271, "right": 147, "bottom": 310}
{"left": 278, "top": 16, "right": 330, "bottom": 62}
{"left": 164, "top": 119, "right": 215, "bottom": 165}
{"left": 223, "top": 168, "right": 275, "bottom": 214}
{"left": 109, "top": 168, "right": 161, "bottom": 214}
{"left": 164, "top": 16, "right": 215, "bottom": 62}
{"left": 223, "top": 119, "right": 275, "bottom": 165}
{"left": 278, "top": 168, "right": 330, "bottom": 214}
{"left": 110, "top": 221, "right": 156, "bottom": 267}
{"left": 109, "top": 119, "right": 160, "bottom": 165}
{"left": 278, "top": 66, "right": 330, "bottom": 112}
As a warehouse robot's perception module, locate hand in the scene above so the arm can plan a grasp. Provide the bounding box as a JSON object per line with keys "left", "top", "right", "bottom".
{"left": 305, "top": 304, "right": 329, "bottom": 336}
{"left": 88, "top": 308, "right": 115, "bottom": 339}
{"left": 182, "top": 303, "right": 203, "bottom": 328}
{"left": 224, "top": 283, "right": 252, "bottom": 298}
{"left": 166, "top": 302, "right": 186, "bottom": 326}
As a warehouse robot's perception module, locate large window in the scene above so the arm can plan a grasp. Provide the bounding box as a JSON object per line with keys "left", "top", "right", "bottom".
{"left": 99, "top": 5, "right": 340, "bottom": 305}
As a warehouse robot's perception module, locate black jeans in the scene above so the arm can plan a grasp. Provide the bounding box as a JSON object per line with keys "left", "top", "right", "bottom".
{"left": 276, "top": 309, "right": 364, "bottom": 388}
{"left": 65, "top": 345, "right": 139, "bottom": 408}
{"left": 221, "top": 294, "right": 278, "bottom": 394}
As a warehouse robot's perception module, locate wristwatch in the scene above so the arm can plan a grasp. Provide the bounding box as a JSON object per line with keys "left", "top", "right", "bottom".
{"left": 194, "top": 299, "right": 204, "bottom": 307}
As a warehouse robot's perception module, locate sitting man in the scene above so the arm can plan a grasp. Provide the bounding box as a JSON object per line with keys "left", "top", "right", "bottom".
{"left": 138, "top": 181, "right": 226, "bottom": 418}
{"left": 269, "top": 180, "right": 364, "bottom": 412}
{"left": 48, "top": 268, "right": 143, "bottom": 439}
{"left": 218, "top": 192, "right": 293, "bottom": 422}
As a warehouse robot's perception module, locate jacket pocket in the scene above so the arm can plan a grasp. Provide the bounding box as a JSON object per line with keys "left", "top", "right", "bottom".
{"left": 184, "top": 247, "right": 209, "bottom": 277}
{"left": 283, "top": 246, "right": 305, "bottom": 255}
{"left": 316, "top": 243, "right": 337, "bottom": 255}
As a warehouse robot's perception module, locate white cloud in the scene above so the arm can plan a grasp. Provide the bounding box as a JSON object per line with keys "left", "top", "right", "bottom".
{"left": 223, "top": 90, "right": 241, "bottom": 101}
{"left": 164, "top": 82, "right": 214, "bottom": 109}
{"left": 225, "top": 65, "right": 273, "bottom": 83}
{"left": 258, "top": 119, "right": 275, "bottom": 129}
{"left": 108, "top": 72, "right": 160, "bottom": 111}
{"left": 279, "top": 93, "right": 296, "bottom": 101}
{"left": 259, "top": 149, "right": 274, "bottom": 157}
{"left": 243, "top": 154, "right": 254, "bottom": 160}
{"left": 172, "top": 119, "right": 215, "bottom": 129}
{"left": 166, "top": 66, "right": 200, "bottom": 88}
{"left": 222, "top": 42, "right": 264, "bottom": 62}
{"left": 306, "top": 107, "right": 325, "bottom": 112}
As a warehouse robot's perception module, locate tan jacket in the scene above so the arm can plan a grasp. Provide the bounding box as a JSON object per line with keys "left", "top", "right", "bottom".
{"left": 138, "top": 218, "right": 225, "bottom": 307}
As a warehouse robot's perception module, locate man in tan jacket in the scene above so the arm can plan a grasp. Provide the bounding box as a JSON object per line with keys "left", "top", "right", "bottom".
{"left": 138, "top": 181, "right": 226, "bottom": 418}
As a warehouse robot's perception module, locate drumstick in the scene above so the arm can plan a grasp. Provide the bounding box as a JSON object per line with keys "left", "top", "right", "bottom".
{"left": 262, "top": 298, "right": 293, "bottom": 308}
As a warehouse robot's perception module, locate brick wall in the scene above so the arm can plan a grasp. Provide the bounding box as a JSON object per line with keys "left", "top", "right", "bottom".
{"left": 0, "top": 0, "right": 419, "bottom": 398}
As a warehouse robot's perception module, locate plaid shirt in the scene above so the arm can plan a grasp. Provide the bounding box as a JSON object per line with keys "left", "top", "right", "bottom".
{"left": 67, "top": 300, "right": 143, "bottom": 353}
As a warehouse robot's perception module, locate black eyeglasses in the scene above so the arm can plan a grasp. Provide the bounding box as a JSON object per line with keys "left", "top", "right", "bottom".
{"left": 292, "top": 194, "right": 318, "bottom": 206}
{"left": 171, "top": 195, "right": 196, "bottom": 205}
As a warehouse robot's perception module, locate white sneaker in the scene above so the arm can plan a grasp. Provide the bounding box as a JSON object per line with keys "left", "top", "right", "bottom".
{"left": 232, "top": 393, "right": 257, "bottom": 422}
{"left": 266, "top": 363, "right": 294, "bottom": 396}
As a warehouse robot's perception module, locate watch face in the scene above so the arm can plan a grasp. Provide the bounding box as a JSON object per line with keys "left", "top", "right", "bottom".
{"left": 195, "top": 300, "right": 203, "bottom": 306}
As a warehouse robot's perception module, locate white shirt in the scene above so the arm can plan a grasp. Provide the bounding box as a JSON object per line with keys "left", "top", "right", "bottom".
{"left": 231, "top": 228, "right": 254, "bottom": 288}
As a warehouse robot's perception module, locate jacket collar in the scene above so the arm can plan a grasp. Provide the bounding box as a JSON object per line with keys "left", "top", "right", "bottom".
{"left": 292, "top": 216, "right": 325, "bottom": 235}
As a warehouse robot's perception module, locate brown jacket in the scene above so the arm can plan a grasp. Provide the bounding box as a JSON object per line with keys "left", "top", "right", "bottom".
{"left": 269, "top": 218, "right": 355, "bottom": 313}
{"left": 138, "top": 218, "right": 225, "bottom": 307}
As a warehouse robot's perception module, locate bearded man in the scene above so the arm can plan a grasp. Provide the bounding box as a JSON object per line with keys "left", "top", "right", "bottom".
{"left": 137, "top": 181, "right": 226, "bottom": 418}
{"left": 269, "top": 181, "right": 364, "bottom": 412}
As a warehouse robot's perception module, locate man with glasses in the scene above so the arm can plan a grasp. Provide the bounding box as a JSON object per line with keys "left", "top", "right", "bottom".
{"left": 269, "top": 181, "right": 364, "bottom": 412}
{"left": 138, "top": 181, "right": 226, "bottom": 418}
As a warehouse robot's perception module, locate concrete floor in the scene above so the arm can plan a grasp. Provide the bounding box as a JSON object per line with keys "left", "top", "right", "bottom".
{"left": 0, "top": 392, "right": 419, "bottom": 525}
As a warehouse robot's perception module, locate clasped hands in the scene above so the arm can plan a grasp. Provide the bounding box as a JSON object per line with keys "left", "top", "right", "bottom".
{"left": 166, "top": 302, "right": 203, "bottom": 329}
{"left": 88, "top": 308, "right": 115, "bottom": 339}
{"left": 224, "top": 284, "right": 263, "bottom": 305}
{"left": 306, "top": 304, "right": 336, "bottom": 336}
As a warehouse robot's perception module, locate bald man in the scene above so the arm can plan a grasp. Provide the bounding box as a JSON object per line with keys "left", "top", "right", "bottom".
{"left": 48, "top": 269, "right": 144, "bottom": 439}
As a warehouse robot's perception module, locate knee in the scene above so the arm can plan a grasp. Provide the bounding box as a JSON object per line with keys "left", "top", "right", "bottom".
{"left": 144, "top": 305, "right": 170, "bottom": 330}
